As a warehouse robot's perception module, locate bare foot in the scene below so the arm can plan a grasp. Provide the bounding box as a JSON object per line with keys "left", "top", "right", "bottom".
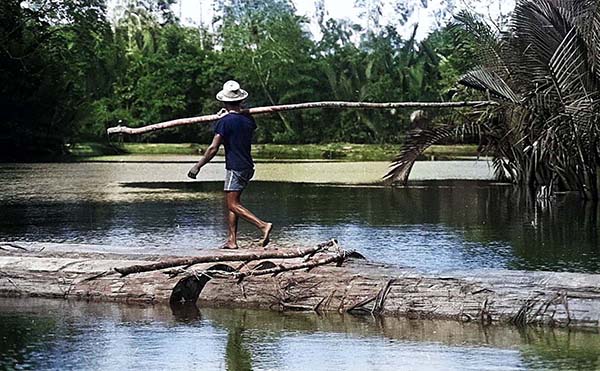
{"left": 220, "top": 243, "right": 238, "bottom": 249}
{"left": 260, "top": 223, "right": 273, "bottom": 247}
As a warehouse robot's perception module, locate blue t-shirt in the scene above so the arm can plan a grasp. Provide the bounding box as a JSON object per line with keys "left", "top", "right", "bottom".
{"left": 214, "top": 112, "right": 256, "bottom": 171}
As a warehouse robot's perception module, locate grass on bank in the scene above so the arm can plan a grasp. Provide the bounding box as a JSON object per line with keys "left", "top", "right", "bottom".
{"left": 70, "top": 142, "right": 479, "bottom": 161}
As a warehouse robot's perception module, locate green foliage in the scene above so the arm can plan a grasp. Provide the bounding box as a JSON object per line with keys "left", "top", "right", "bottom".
{"left": 0, "top": 0, "right": 112, "bottom": 159}
{"left": 1, "top": 0, "right": 475, "bottom": 159}
{"left": 388, "top": 0, "right": 600, "bottom": 199}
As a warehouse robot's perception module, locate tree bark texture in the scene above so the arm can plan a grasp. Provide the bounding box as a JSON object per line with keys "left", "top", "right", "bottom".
{"left": 0, "top": 243, "right": 599, "bottom": 329}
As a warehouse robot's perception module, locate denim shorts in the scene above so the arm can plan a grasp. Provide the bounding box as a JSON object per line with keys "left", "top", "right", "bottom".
{"left": 224, "top": 168, "right": 255, "bottom": 191}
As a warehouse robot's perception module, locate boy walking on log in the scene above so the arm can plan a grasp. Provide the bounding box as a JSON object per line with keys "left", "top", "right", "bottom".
{"left": 187, "top": 80, "right": 272, "bottom": 249}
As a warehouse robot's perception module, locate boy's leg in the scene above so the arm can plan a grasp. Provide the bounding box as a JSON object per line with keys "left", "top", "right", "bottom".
{"left": 225, "top": 210, "right": 238, "bottom": 249}
{"left": 226, "top": 191, "right": 272, "bottom": 247}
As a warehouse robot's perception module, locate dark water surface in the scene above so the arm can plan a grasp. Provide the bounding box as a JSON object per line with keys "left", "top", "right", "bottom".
{"left": 1, "top": 161, "right": 599, "bottom": 273}
{"left": 1, "top": 162, "right": 600, "bottom": 370}
{"left": 1, "top": 298, "right": 599, "bottom": 371}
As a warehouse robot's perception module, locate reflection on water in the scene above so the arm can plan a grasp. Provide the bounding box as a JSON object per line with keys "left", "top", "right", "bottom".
{"left": 0, "top": 161, "right": 599, "bottom": 273}
{"left": 0, "top": 160, "right": 493, "bottom": 203}
{"left": 0, "top": 298, "right": 599, "bottom": 371}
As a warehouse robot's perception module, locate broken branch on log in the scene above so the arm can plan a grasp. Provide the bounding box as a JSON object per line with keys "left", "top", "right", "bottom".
{"left": 346, "top": 295, "right": 378, "bottom": 314}
{"left": 0, "top": 243, "right": 28, "bottom": 251}
{"left": 372, "top": 279, "right": 396, "bottom": 315}
{"left": 232, "top": 251, "right": 348, "bottom": 282}
{"left": 179, "top": 250, "right": 350, "bottom": 285}
{"left": 106, "top": 100, "right": 498, "bottom": 135}
{"left": 114, "top": 240, "right": 336, "bottom": 277}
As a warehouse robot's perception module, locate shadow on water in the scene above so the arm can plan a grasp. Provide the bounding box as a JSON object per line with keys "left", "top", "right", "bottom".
{"left": 170, "top": 302, "right": 202, "bottom": 322}
{"left": 0, "top": 298, "right": 599, "bottom": 370}
{"left": 121, "top": 181, "right": 226, "bottom": 191}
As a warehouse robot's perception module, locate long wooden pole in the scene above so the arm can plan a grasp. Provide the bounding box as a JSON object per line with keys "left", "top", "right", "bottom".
{"left": 106, "top": 100, "right": 497, "bottom": 135}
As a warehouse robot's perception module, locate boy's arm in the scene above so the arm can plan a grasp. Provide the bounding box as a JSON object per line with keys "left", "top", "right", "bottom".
{"left": 187, "top": 134, "right": 223, "bottom": 179}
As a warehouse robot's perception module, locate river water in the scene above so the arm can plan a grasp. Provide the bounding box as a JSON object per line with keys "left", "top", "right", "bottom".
{"left": 1, "top": 297, "right": 599, "bottom": 371}
{"left": 1, "top": 158, "right": 599, "bottom": 370}
{"left": 1, "top": 159, "right": 598, "bottom": 272}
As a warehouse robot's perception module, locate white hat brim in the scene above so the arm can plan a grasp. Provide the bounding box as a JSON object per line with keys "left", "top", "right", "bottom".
{"left": 216, "top": 89, "right": 248, "bottom": 102}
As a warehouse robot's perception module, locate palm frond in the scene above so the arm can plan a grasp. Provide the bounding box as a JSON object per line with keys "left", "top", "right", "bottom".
{"left": 450, "top": 11, "right": 509, "bottom": 78}
{"left": 549, "top": 27, "right": 594, "bottom": 101}
{"left": 459, "top": 67, "right": 520, "bottom": 103}
{"left": 390, "top": 0, "right": 600, "bottom": 199}
{"left": 506, "top": 0, "right": 573, "bottom": 90}
{"left": 384, "top": 122, "right": 481, "bottom": 184}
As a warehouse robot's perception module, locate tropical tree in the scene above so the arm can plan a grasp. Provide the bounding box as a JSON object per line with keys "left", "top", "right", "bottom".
{"left": 213, "top": 0, "right": 319, "bottom": 143}
{"left": 90, "top": 1, "right": 221, "bottom": 143}
{"left": 387, "top": 0, "right": 600, "bottom": 200}
{"left": 0, "top": 0, "right": 112, "bottom": 159}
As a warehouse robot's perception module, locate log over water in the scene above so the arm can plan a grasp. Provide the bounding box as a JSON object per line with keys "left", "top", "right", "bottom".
{"left": 106, "top": 101, "right": 497, "bottom": 135}
{"left": 0, "top": 241, "right": 599, "bottom": 329}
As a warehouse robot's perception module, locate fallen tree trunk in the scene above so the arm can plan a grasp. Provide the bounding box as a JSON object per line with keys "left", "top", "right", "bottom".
{"left": 1, "top": 242, "right": 599, "bottom": 329}
{"left": 106, "top": 100, "right": 497, "bottom": 135}
{"left": 168, "top": 248, "right": 352, "bottom": 305}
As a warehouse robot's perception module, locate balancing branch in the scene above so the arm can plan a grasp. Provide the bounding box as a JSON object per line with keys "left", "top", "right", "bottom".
{"left": 106, "top": 100, "right": 498, "bottom": 135}
{"left": 114, "top": 240, "right": 336, "bottom": 277}
{"left": 232, "top": 250, "right": 348, "bottom": 282}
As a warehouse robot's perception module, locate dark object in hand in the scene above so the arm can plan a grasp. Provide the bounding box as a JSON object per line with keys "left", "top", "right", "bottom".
{"left": 187, "top": 169, "right": 198, "bottom": 179}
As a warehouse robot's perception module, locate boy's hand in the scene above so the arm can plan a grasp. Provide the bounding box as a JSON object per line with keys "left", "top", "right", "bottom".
{"left": 187, "top": 165, "right": 200, "bottom": 179}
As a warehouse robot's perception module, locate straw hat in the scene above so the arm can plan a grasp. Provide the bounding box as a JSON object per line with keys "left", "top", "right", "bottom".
{"left": 216, "top": 80, "right": 249, "bottom": 102}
